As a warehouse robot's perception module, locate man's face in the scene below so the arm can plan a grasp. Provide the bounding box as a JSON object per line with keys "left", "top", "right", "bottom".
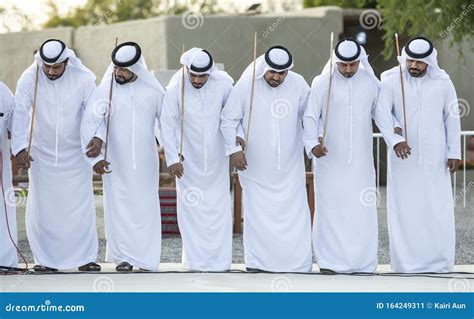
{"left": 406, "top": 59, "right": 428, "bottom": 77}
{"left": 114, "top": 66, "right": 136, "bottom": 84}
{"left": 188, "top": 71, "right": 209, "bottom": 89}
{"left": 337, "top": 60, "right": 360, "bottom": 78}
{"left": 43, "top": 59, "right": 68, "bottom": 81}
{"left": 264, "top": 70, "right": 288, "bottom": 87}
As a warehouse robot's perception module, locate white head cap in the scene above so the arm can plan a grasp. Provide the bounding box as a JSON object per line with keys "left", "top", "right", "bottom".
{"left": 381, "top": 36, "right": 449, "bottom": 80}
{"left": 320, "top": 38, "right": 380, "bottom": 86}
{"left": 40, "top": 39, "right": 68, "bottom": 65}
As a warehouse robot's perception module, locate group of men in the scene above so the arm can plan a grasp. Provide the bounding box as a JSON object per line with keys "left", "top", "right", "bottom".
{"left": 0, "top": 35, "right": 461, "bottom": 274}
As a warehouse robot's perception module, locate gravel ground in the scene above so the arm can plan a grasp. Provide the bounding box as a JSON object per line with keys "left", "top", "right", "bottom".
{"left": 14, "top": 186, "right": 473, "bottom": 265}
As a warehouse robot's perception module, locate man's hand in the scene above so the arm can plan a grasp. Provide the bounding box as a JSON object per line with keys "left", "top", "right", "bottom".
{"left": 447, "top": 159, "right": 461, "bottom": 173}
{"left": 394, "top": 127, "right": 403, "bottom": 136}
{"left": 16, "top": 149, "right": 33, "bottom": 169}
{"left": 394, "top": 142, "right": 411, "bottom": 159}
{"left": 86, "top": 137, "right": 103, "bottom": 158}
{"left": 312, "top": 144, "right": 328, "bottom": 158}
{"left": 93, "top": 160, "right": 111, "bottom": 175}
{"left": 236, "top": 136, "right": 245, "bottom": 150}
{"left": 169, "top": 163, "right": 184, "bottom": 179}
{"left": 231, "top": 151, "right": 247, "bottom": 171}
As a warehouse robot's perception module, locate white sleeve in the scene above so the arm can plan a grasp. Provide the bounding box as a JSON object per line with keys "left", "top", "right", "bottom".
{"left": 0, "top": 83, "right": 15, "bottom": 131}
{"left": 374, "top": 82, "right": 405, "bottom": 148}
{"left": 160, "top": 87, "right": 181, "bottom": 167}
{"left": 303, "top": 79, "right": 323, "bottom": 159}
{"left": 220, "top": 81, "right": 246, "bottom": 156}
{"left": 154, "top": 87, "right": 165, "bottom": 146}
{"left": 12, "top": 74, "right": 33, "bottom": 156}
{"left": 222, "top": 82, "right": 244, "bottom": 140}
{"left": 80, "top": 87, "right": 106, "bottom": 166}
{"left": 299, "top": 80, "right": 310, "bottom": 121}
{"left": 443, "top": 80, "right": 461, "bottom": 160}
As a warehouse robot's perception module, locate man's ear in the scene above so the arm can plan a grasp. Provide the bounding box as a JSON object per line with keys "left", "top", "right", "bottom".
{"left": 63, "top": 58, "right": 69, "bottom": 66}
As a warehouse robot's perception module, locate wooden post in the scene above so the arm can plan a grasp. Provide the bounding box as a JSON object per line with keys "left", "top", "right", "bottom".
{"left": 233, "top": 172, "right": 243, "bottom": 234}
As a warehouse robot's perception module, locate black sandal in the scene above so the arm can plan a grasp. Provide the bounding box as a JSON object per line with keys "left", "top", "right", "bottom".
{"left": 116, "top": 261, "right": 133, "bottom": 272}
{"left": 246, "top": 267, "right": 266, "bottom": 273}
{"left": 78, "top": 262, "right": 101, "bottom": 272}
{"left": 33, "top": 265, "right": 58, "bottom": 272}
{"left": 319, "top": 268, "right": 337, "bottom": 275}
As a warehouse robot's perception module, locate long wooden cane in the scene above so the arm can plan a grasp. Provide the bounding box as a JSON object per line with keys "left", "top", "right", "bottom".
{"left": 1, "top": 137, "right": 28, "bottom": 272}
{"left": 179, "top": 44, "right": 185, "bottom": 163}
{"left": 26, "top": 62, "right": 40, "bottom": 161}
{"left": 244, "top": 32, "right": 258, "bottom": 153}
{"left": 321, "top": 32, "right": 334, "bottom": 149}
{"left": 394, "top": 33, "right": 408, "bottom": 143}
{"left": 103, "top": 37, "right": 118, "bottom": 172}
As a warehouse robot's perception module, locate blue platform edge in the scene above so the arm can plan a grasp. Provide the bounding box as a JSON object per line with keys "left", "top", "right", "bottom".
{"left": 0, "top": 292, "right": 473, "bottom": 318}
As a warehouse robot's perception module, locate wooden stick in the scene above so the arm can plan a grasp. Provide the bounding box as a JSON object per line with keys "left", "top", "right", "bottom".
{"left": 179, "top": 44, "right": 185, "bottom": 163}
{"left": 244, "top": 31, "right": 258, "bottom": 153}
{"left": 104, "top": 37, "right": 118, "bottom": 163}
{"left": 26, "top": 62, "right": 40, "bottom": 160}
{"left": 321, "top": 32, "right": 334, "bottom": 148}
{"left": 395, "top": 33, "right": 408, "bottom": 143}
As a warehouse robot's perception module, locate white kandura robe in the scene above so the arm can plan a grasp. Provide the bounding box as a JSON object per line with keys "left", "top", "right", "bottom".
{"left": 12, "top": 67, "right": 98, "bottom": 269}
{"left": 161, "top": 76, "right": 233, "bottom": 271}
{"left": 81, "top": 79, "right": 163, "bottom": 270}
{"left": 303, "top": 70, "right": 405, "bottom": 273}
{"left": 0, "top": 82, "right": 17, "bottom": 268}
{"left": 379, "top": 70, "right": 461, "bottom": 273}
{"left": 221, "top": 72, "right": 313, "bottom": 272}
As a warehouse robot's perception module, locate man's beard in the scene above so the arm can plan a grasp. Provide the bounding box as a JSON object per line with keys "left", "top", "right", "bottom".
{"left": 192, "top": 82, "right": 204, "bottom": 89}
{"left": 45, "top": 71, "right": 65, "bottom": 81}
{"left": 266, "top": 79, "right": 283, "bottom": 87}
{"left": 408, "top": 67, "right": 426, "bottom": 77}
{"left": 115, "top": 74, "right": 133, "bottom": 84}
{"left": 341, "top": 72, "right": 355, "bottom": 78}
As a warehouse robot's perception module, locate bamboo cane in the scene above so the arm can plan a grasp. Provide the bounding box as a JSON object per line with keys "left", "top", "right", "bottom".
{"left": 321, "top": 32, "right": 335, "bottom": 148}
{"left": 244, "top": 32, "right": 258, "bottom": 153}
{"left": 395, "top": 33, "right": 408, "bottom": 143}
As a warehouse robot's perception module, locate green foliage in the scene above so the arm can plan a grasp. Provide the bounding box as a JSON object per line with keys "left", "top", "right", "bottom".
{"left": 305, "top": 0, "right": 473, "bottom": 58}
{"left": 303, "top": 0, "right": 376, "bottom": 9}
{"left": 43, "top": 0, "right": 224, "bottom": 28}
{"left": 377, "top": 0, "right": 473, "bottom": 58}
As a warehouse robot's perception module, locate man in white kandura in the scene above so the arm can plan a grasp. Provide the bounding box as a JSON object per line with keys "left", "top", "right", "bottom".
{"left": 12, "top": 39, "right": 99, "bottom": 272}
{"left": 161, "top": 48, "right": 234, "bottom": 271}
{"left": 303, "top": 39, "right": 410, "bottom": 273}
{"left": 221, "top": 46, "right": 312, "bottom": 272}
{"left": 379, "top": 36, "right": 461, "bottom": 273}
{"left": 0, "top": 82, "right": 17, "bottom": 269}
{"left": 81, "top": 42, "right": 164, "bottom": 272}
